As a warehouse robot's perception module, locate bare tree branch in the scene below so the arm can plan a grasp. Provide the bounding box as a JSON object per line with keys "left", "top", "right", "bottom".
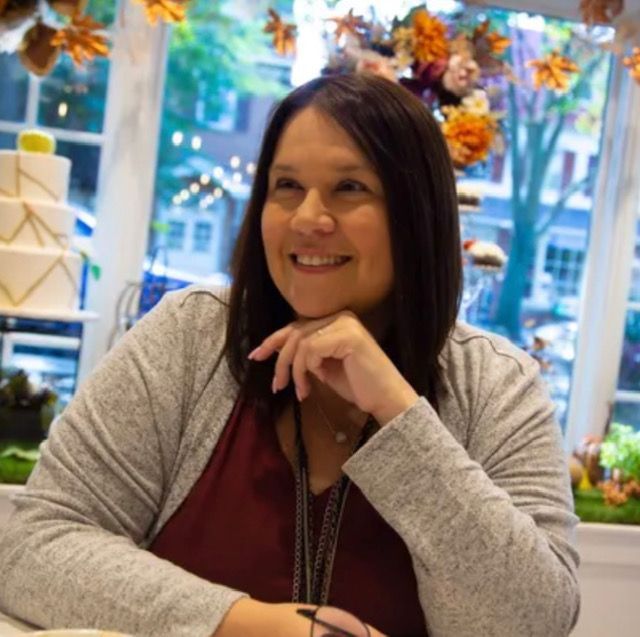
{"left": 535, "top": 173, "right": 593, "bottom": 237}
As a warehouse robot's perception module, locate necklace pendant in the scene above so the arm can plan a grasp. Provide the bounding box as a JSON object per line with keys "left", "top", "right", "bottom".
{"left": 335, "top": 431, "right": 348, "bottom": 444}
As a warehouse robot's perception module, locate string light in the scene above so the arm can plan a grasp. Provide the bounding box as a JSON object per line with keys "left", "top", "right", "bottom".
{"left": 246, "top": 162, "right": 256, "bottom": 175}
{"left": 214, "top": 187, "right": 223, "bottom": 198}
{"left": 229, "top": 155, "right": 241, "bottom": 169}
{"left": 180, "top": 188, "right": 189, "bottom": 199}
{"left": 213, "top": 166, "right": 224, "bottom": 179}
{"left": 232, "top": 172, "right": 242, "bottom": 183}
{"left": 58, "top": 102, "right": 68, "bottom": 118}
{"left": 190, "top": 183, "right": 200, "bottom": 194}
{"left": 172, "top": 131, "right": 184, "bottom": 146}
{"left": 191, "top": 135, "right": 202, "bottom": 151}
{"left": 200, "top": 174, "right": 211, "bottom": 185}
{"left": 172, "top": 195, "right": 181, "bottom": 205}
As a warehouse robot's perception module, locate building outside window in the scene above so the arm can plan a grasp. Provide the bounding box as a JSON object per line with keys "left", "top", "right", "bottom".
{"left": 167, "top": 220, "right": 186, "bottom": 250}
{"left": 193, "top": 221, "right": 213, "bottom": 253}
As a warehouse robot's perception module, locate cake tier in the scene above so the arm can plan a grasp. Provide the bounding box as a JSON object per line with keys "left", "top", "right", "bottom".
{"left": 0, "top": 151, "right": 71, "bottom": 204}
{"left": 0, "top": 245, "right": 81, "bottom": 313}
{"left": 0, "top": 196, "right": 76, "bottom": 249}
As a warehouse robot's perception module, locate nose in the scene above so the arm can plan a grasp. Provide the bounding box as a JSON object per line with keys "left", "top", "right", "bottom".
{"left": 290, "top": 189, "right": 335, "bottom": 235}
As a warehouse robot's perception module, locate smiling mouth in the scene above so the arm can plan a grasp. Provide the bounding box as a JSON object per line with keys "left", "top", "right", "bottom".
{"left": 290, "top": 254, "right": 352, "bottom": 267}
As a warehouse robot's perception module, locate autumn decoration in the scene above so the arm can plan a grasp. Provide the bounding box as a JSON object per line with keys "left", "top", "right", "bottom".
{"left": 265, "top": 5, "right": 511, "bottom": 170}
{"left": 526, "top": 50, "right": 581, "bottom": 92}
{"left": 263, "top": 8, "right": 296, "bottom": 56}
{"left": 623, "top": 46, "right": 640, "bottom": 83}
{"left": 1, "top": 0, "right": 191, "bottom": 76}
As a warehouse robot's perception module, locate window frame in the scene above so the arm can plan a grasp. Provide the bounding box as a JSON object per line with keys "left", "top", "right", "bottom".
{"left": 65, "top": 0, "right": 640, "bottom": 449}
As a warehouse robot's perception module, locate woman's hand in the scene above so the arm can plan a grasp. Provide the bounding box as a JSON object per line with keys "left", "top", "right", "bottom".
{"left": 248, "top": 311, "right": 419, "bottom": 426}
{"left": 215, "top": 599, "right": 387, "bottom": 637}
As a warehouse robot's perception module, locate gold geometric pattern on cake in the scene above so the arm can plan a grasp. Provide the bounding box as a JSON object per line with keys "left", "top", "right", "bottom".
{"left": 0, "top": 152, "right": 78, "bottom": 308}
{"left": 0, "top": 201, "right": 70, "bottom": 249}
{"left": 0, "top": 152, "right": 63, "bottom": 202}
{"left": 0, "top": 254, "right": 78, "bottom": 308}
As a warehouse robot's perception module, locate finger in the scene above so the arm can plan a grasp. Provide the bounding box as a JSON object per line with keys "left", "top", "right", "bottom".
{"left": 291, "top": 338, "right": 312, "bottom": 400}
{"left": 248, "top": 324, "right": 295, "bottom": 360}
{"left": 272, "top": 328, "right": 303, "bottom": 393}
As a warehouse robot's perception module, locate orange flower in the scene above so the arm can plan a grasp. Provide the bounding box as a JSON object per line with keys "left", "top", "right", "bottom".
{"left": 623, "top": 47, "right": 640, "bottom": 84}
{"left": 50, "top": 12, "right": 109, "bottom": 68}
{"left": 526, "top": 50, "right": 579, "bottom": 92}
{"left": 441, "top": 108, "right": 497, "bottom": 167}
{"left": 579, "top": 0, "right": 623, "bottom": 25}
{"left": 264, "top": 8, "right": 296, "bottom": 56}
{"left": 412, "top": 9, "right": 449, "bottom": 63}
{"left": 133, "top": 0, "right": 188, "bottom": 25}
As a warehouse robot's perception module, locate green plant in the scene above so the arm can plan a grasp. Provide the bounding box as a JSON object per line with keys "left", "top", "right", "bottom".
{"left": 600, "top": 423, "right": 640, "bottom": 482}
{"left": 0, "top": 369, "right": 57, "bottom": 411}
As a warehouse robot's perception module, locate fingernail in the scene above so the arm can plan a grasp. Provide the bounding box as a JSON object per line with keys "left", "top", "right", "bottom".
{"left": 271, "top": 376, "right": 278, "bottom": 394}
{"left": 295, "top": 386, "right": 302, "bottom": 402}
{"left": 247, "top": 346, "right": 261, "bottom": 360}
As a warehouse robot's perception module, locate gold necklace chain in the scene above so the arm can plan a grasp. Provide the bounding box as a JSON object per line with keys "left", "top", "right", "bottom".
{"left": 311, "top": 397, "right": 349, "bottom": 444}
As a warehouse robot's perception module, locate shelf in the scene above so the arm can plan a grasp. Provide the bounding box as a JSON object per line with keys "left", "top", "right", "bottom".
{"left": 0, "top": 308, "right": 99, "bottom": 323}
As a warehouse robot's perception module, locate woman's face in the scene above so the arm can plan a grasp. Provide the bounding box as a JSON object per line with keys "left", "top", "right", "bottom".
{"left": 261, "top": 106, "right": 394, "bottom": 320}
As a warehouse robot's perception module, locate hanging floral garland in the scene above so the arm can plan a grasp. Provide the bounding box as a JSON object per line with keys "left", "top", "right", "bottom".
{"left": 265, "top": 6, "right": 511, "bottom": 169}
{"left": 0, "top": 0, "right": 190, "bottom": 76}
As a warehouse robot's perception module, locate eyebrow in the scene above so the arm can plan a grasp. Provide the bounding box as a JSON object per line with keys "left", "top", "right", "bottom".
{"left": 271, "top": 162, "right": 371, "bottom": 173}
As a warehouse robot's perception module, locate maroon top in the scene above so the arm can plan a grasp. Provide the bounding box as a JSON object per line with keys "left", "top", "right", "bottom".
{"left": 150, "top": 400, "right": 427, "bottom": 636}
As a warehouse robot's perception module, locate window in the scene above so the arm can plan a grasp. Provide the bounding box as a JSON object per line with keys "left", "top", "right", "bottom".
{"left": 0, "top": 0, "right": 115, "bottom": 214}
{"left": 193, "top": 221, "right": 213, "bottom": 252}
{"left": 147, "top": 0, "right": 292, "bottom": 284}
{"left": 544, "top": 244, "right": 585, "bottom": 297}
{"left": 167, "top": 221, "right": 186, "bottom": 250}
{"left": 446, "top": 6, "right": 612, "bottom": 429}
{"left": 613, "top": 220, "right": 640, "bottom": 430}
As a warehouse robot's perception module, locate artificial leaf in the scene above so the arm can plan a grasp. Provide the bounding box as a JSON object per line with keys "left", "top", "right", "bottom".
{"left": 623, "top": 47, "right": 640, "bottom": 84}
{"left": 264, "top": 8, "right": 296, "bottom": 55}
{"left": 579, "top": 0, "right": 624, "bottom": 25}
{"left": 527, "top": 50, "right": 579, "bottom": 92}
{"left": 327, "top": 9, "right": 368, "bottom": 43}
{"left": 47, "top": 0, "right": 87, "bottom": 18}
{"left": 50, "top": 12, "right": 109, "bottom": 68}
{"left": 133, "top": 0, "right": 188, "bottom": 25}
{"left": 18, "top": 21, "right": 61, "bottom": 77}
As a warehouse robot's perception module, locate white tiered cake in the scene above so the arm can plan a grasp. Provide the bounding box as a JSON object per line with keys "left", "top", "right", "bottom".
{"left": 0, "top": 147, "right": 82, "bottom": 315}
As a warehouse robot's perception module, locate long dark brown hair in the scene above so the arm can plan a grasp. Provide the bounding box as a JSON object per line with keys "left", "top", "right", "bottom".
{"left": 225, "top": 73, "right": 461, "bottom": 419}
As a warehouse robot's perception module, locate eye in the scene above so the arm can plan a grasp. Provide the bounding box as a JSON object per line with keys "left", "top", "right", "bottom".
{"left": 274, "top": 177, "right": 302, "bottom": 190}
{"left": 336, "top": 179, "right": 368, "bottom": 192}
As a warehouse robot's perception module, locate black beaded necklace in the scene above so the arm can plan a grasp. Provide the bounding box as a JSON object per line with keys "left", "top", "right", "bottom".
{"left": 291, "top": 399, "right": 376, "bottom": 604}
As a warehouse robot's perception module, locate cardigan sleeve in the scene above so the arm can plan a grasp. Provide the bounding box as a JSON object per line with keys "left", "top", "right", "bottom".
{"left": 0, "top": 290, "right": 245, "bottom": 637}
{"left": 343, "top": 348, "right": 580, "bottom": 637}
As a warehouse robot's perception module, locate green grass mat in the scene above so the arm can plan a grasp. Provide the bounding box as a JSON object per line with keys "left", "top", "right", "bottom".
{"left": 0, "top": 440, "right": 40, "bottom": 485}
{"left": 574, "top": 488, "right": 640, "bottom": 525}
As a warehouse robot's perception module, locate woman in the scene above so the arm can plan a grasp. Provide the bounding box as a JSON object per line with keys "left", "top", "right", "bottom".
{"left": 0, "top": 74, "right": 579, "bottom": 637}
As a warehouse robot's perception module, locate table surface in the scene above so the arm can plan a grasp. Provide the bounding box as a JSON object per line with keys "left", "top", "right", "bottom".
{"left": 0, "top": 611, "right": 35, "bottom": 635}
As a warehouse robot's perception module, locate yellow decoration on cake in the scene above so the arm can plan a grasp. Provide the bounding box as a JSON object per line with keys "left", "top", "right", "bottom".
{"left": 17, "top": 130, "right": 56, "bottom": 155}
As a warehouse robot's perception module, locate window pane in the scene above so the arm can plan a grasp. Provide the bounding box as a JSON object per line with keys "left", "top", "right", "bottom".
{"left": 148, "top": 0, "right": 292, "bottom": 284}
{"left": 55, "top": 141, "right": 102, "bottom": 211}
{"left": 0, "top": 54, "right": 28, "bottom": 122}
{"left": 617, "top": 309, "right": 640, "bottom": 393}
{"left": 454, "top": 9, "right": 612, "bottom": 429}
{"left": 0, "top": 132, "right": 17, "bottom": 150}
{"left": 612, "top": 402, "right": 640, "bottom": 431}
{"left": 37, "top": 56, "right": 110, "bottom": 134}
{"left": 34, "top": 0, "right": 115, "bottom": 133}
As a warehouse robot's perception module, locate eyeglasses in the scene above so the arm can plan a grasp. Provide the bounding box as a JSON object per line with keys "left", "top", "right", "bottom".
{"left": 296, "top": 607, "right": 371, "bottom": 637}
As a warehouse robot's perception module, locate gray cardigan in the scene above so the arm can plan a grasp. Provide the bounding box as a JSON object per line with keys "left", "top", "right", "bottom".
{"left": 0, "top": 286, "right": 579, "bottom": 637}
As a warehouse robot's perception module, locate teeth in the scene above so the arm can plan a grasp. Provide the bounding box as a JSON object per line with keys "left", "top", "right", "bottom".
{"left": 295, "top": 254, "right": 348, "bottom": 266}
